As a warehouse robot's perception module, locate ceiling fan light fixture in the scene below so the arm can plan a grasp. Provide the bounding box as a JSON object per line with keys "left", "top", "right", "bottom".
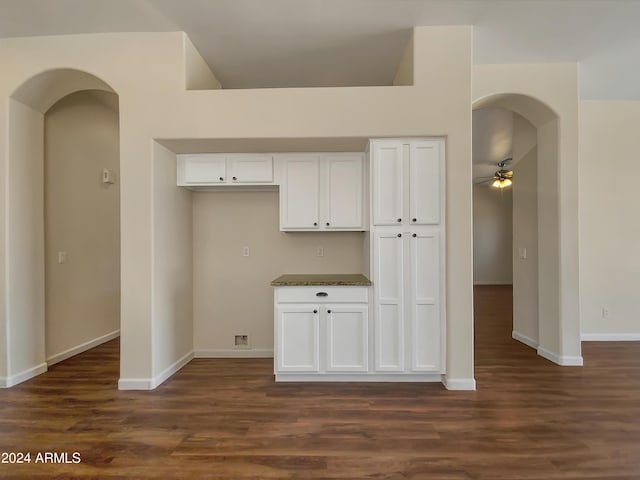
{"left": 492, "top": 178, "right": 512, "bottom": 189}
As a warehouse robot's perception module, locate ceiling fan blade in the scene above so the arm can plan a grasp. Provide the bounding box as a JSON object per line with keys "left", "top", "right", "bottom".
{"left": 473, "top": 178, "right": 493, "bottom": 185}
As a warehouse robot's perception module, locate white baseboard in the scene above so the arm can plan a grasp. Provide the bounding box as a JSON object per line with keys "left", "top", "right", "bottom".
{"left": 581, "top": 333, "right": 640, "bottom": 341}
{"left": 473, "top": 281, "right": 513, "bottom": 286}
{"left": 118, "top": 350, "right": 194, "bottom": 391}
{"left": 537, "top": 346, "right": 583, "bottom": 366}
{"left": 512, "top": 330, "right": 538, "bottom": 350}
{"left": 194, "top": 348, "right": 274, "bottom": 358}
{"left": 276, "top": 373, "right": 442, "bottom": 382}
{"left": 47, "top": 329, "right": 120, "bottom": 366}
{"left": 150, "top": 350, "right": 194, "bottom": 389}
{"left": 441, "top": 375, "right": 476, "bottom": 391}
{"left": 1, "top": 362, "right": 48, "bottom": 388}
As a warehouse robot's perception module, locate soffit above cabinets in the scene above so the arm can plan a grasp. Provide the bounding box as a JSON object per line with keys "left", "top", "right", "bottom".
{"left": 158, "top": 137, "right": 369, "bottom": 154}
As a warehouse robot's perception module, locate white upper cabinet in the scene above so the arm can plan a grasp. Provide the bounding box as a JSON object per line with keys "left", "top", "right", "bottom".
{"left": 227, "top": 155, "right": 273, "bottom": 183}
{"left": 177, "top": 153, "right": 274, "bottom": 186}
{"left": 409, "top": 142, "right": 441, "bottom": 225}
{"left": 372, "top": 143, "right": 403, "bottom": 225}
{"left": 323, "top": 154, "right": 364, "bottom": 230}
{"left": 371, "top": 139, "right": 443, "bottom": 226}
{"left": 279, "top": 155, "right": 321, "bottom": 230}
{"left": 178, "top": 154, "right": 227, "bottom": 185}
{"left": 279, "top": 153, "right": 365, "bottom": 231}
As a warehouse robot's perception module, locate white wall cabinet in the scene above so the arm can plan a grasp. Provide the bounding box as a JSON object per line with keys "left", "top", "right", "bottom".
{"left": 274, "top": 286, "right": 369, "bottom": 378}
{"left": 279, "top": 155, "right": 321, "bottom": 229}
{"left": 177, "top": 154, "right": 273, "bottom": 186}
{"left": 371, "top": 139, "right": 443, "bottom": 226}
{"left": 369, "top": 138, "right": 445, "bottom": 375}
{"left": 279, "top": 154, "right": 365, "bottom": 231}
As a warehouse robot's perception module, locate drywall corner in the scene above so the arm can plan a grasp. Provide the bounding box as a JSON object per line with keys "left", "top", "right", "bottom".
{"left": 393, "top": 32, "right": 414, "bottom": 86}
{"left": 184, "top": 33, "right": 222, "bottom": 90}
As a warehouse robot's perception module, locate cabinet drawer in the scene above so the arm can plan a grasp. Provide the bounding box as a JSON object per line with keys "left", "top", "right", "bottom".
{"left": 276, "top": 286, "right": 368, "bottom": 304}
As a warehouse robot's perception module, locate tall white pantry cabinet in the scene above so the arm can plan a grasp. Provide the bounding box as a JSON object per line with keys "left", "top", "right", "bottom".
{"left": 368, "top": 139, "right": 445, "bottom": 374}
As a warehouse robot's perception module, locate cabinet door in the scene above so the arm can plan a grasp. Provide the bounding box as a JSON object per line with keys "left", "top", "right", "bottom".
{"left": 325, "top": 305, "right": 368, "bottom": 372}
{"left": 280, "top": 156, "right": 320, "bottom": 230}
{"left": 178, "top": 154, "right": 226, "bottom": 185}
{"left": 372, "top": 143, "right": 404, "bottom": 226}
{"left": 409, "top": 231, "right": 442, "bottom": 372}
{"left": 373, "top": 231, "right": 405, "bottom": 371}
{"left": 323, "top": 154, "right": 364, "bottom": 229}
{"left": 228, "top": 155, "right": 273, "bottom": 183}
{"left": 409, "top": 141, "right": 442, "bottom": 225}
{"left": 276, "top": 305, "right": 319, "bottom": 372}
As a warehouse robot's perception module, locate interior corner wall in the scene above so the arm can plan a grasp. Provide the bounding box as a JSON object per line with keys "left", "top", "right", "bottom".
{"left": 579, "top": 101, "right": 640, "bottom": 339}
{"left": 7, "top": 98, "right": 46, "bottom": 380}
{"left": 44, "top": 91, "right": 120, "bottom": 362}
{"left": 511, "top": 114, "right": 538, "bottom": 345}
{"left": 152, "top": 142, "right": 193, "bottom": 381}
{"left": 184, "top": 34, "right": 222, "bottom": 90}
{"left": 393, "top": 33, "right": 414, "bottom": 86}
{"left": 472, "top": 186, "right": 513, "bottom": 285}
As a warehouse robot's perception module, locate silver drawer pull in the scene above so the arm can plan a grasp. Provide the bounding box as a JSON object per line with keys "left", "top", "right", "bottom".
{"left": 316, "top": 292, "right": 328, "bottom": 297}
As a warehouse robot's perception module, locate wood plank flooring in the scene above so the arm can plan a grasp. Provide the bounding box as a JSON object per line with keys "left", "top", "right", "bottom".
{"left": 1, "top": 285, "right": 639, "bottom": 479}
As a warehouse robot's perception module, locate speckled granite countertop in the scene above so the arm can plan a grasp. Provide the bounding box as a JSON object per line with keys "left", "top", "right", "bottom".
{"left": 271, "top": 274, "right": 372, "bottom": 286}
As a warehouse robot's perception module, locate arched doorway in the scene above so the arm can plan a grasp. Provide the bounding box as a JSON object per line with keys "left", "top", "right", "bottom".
{"left": 2, "top": 69, "right": 120, "bottom": 387}
{"left": 472, "top": 93, "right": 582, "bottom": 366}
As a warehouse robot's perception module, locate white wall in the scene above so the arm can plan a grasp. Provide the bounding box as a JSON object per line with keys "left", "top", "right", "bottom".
{"left": 579, "top": 101, "right": 640, "bottom": 339}
{"left": 150, "top": 142, "right": 194, "bottom": 385}
{"left": 44, "top": 91, "right": 120, "bottom": 363}
{"left": 193, "top": 190, "right": 365, "bottom": 355}
{"left": 6, "top": 98, "right": 46, "bottom": 384}
{"left": 511, "top": 114, "right": 538, "bottom": 345}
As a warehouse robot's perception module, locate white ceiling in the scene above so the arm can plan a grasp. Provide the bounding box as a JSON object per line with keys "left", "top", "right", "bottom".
{"left": 1, "top": 0, "right": 640, "bottom": 98}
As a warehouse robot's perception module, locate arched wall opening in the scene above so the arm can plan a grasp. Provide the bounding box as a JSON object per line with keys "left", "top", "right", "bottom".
{"left": 472, "top": 92, "right": 582, "bottom": 366}
{"left": 3, "top": 69, "right": 120, "bottom": 387}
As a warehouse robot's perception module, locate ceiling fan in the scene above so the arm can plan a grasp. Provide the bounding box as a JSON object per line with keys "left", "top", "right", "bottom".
{"left": 475, "top": 158, "right": 513, "bottom": 189}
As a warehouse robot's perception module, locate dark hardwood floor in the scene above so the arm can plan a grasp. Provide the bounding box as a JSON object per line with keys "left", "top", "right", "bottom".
{"left": 1, "top": 285, "right": 639, "bottom": 479}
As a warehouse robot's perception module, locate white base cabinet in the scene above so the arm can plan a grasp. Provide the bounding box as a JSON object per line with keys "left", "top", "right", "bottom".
{"left": 274, "top": 286, "right": 369, "bottom": 378}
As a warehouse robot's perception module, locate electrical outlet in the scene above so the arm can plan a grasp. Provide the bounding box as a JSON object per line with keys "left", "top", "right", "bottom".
{"left": 602, "top": 308, "right": 609, "bottom": 319}
{"left": 242, "top": 246, "right": 250, "bottom": 257}
{"left": 316, "top": 246, "right": 324, "bottom": 257}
